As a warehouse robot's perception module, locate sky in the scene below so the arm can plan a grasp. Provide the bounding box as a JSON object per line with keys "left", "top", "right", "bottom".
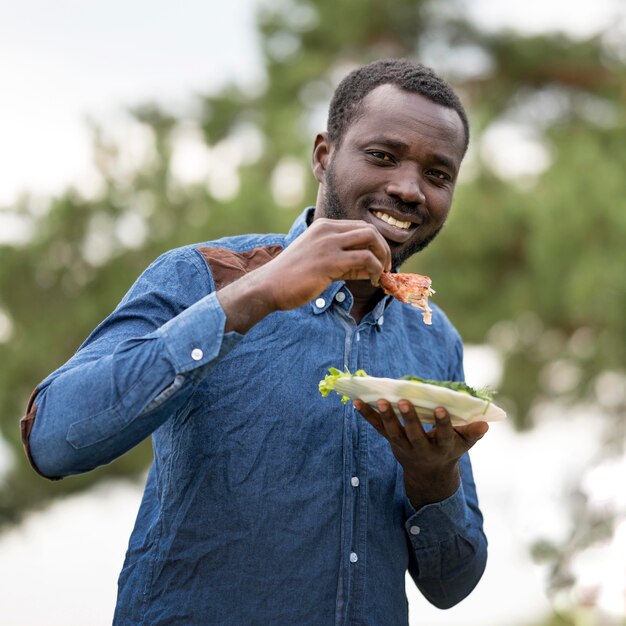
{"left": 464, "top": 0, "right": 625, "bottom": 37}
{"left": 1, "top": 0, "right": 625, "bottom": 623}
{"left": 0, "top": 0, "right": 262, "bottom": 207}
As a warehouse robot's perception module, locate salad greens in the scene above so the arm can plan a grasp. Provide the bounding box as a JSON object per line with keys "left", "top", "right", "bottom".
{"left": 318, "top": 367, "right": 368, "bottom": 403}
{"left": 399, "top": 374, "right": 495, "bottom": 402}
{"left": 318, "top": 367, "right": 495, "bottom": 404}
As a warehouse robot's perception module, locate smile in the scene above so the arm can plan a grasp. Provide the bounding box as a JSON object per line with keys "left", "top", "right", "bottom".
{"left": 372, "top": 210, "right": 412, "bottom": 230}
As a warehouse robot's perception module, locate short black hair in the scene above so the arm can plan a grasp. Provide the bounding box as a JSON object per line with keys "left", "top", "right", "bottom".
{"left": 327, "top": 59, "right": 469, "bottom": 152}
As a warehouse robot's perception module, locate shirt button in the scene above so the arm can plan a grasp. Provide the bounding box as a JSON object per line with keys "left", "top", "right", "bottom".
{"left": 349, "top": 552, "right": 358, "bottom": 563}
{"left": 191, "top": 348, "right": 204, "bottom": 361}
{"left": 409, "top": 525, "right": 421, "bottom": 536}
{"left": 351, "top": 477, "right": 360, "bottom": 487}
{"left": 377, "top": 315, "right": 384, "bottom": 326}
{"left": 335, "top": 291, "right": 346, "bottom": 303}
{"left": 315, "top": 297, "right": 326, "bottom": 308}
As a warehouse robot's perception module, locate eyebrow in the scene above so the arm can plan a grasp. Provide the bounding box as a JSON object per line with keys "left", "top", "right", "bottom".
{"left": 365, "top": 136, "right": 409, "bottom": 151}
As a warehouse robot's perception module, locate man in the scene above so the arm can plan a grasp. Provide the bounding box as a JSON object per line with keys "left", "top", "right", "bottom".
{"left": 21, "top": 59, "right": 488, "bottom": 625}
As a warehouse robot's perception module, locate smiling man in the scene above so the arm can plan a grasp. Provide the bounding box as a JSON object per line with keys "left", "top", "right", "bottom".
{"left": 21, "top": 59, "right": 488, "bottom": 625}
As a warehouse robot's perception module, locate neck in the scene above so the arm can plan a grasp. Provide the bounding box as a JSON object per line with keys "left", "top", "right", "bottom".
{"left": 345, "top": 280, "right": 385, "bottom": 324}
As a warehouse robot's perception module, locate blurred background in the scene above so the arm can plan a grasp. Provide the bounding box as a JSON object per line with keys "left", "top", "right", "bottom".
{"left": 1, "top": 0, "right": 625, "bottom": 624}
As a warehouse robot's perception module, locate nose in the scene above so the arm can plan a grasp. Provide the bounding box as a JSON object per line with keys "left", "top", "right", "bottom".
{"left": 385, "top": 167, "right": 425, "bottom": 204}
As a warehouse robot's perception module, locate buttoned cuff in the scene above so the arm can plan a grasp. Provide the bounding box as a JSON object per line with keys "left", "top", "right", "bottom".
{"left": 404, "top": 481, "right": 468, "bottom": 546}
{"left": 156, "top": 292, "right": 243, "bottom": 374}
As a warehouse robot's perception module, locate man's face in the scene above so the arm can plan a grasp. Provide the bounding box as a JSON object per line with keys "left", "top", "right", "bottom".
{"left": 313, "top": 84, "right": 466, "bottom": 267}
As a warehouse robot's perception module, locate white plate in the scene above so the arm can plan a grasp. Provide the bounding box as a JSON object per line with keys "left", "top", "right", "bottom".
{"left": 333, "top": 376, "right": 506, "bottom": 426}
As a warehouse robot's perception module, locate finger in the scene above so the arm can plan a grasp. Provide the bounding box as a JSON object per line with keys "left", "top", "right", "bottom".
{"left": 397, "top": 399, "right": 428, "bottom": 444}
{"left": 454, "top": 421, "right": 489, "bottom": 450}
{"left": 433, "top": 406, "right": 455, "bottom": 447}
{"left": 331, "top": 250, "right": 385, "bottom": 282}
{"left": 353, "top": 400, "right": 386, "bottom": 436}
{"left": 376, "top": 399, "right": 410, "bottom": 447}
{"left": 313, "top": 217, "right": 377, "bottom": 231}
{"left": 310, "top": 219, "right": 386, "bottom": 258}
{"left": 338, "top": 246, "right": 390, "bottom": 280}
{"left": 335, "top": 224, "right": 391, "bottom": 272}
{"left": 310, "top": 218, "right": 376, "bottom": 234}
{"left": 310, "top": 220, "right": 391, "bottom": 280}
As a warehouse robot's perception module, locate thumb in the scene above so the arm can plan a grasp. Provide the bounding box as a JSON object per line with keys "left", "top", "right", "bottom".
{"left": 459, "top": 421, "right": 489, "bottom": 447}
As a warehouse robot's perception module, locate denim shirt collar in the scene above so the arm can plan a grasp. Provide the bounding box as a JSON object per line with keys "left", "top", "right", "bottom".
{"left": 310, "top": 280, "right": 391, "bottom": 325}
{"left": 284, "top": 206, "right": 315, "bottom": 247}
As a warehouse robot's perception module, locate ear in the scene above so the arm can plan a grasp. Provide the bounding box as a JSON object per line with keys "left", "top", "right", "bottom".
{"left": 311, "top": 132, "right": 333, "bottom": 184}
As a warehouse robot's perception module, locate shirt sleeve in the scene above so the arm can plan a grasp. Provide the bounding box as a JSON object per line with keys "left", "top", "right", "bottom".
{"left": 404, "top": 452, "right": 488, "bottom": 608}
{"left": 26, "top": 247, "right": 243, "bottom": 479}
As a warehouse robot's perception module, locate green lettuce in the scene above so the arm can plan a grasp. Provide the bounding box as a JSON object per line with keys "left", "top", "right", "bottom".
{"left": 399, "top": 374, "right": 495, "bottom": 402}
{"left": 318, "top": 367, "right": 367, "bottom": 403}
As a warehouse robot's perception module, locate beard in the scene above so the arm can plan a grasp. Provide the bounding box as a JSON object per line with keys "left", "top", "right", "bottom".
{"left": 321, "top": 164, "right": 444, "bottom": 268}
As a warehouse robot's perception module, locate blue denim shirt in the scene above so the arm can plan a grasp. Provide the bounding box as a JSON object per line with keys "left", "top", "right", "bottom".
{"left": 25, "top": 208, "right": 487, "bottom": 625}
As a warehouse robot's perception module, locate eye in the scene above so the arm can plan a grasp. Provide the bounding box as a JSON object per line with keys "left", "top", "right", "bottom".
{"left": 367, "top": 150, "right": 395, "bottom": 163}
{"left": 426, "top": 169, "right": 452, "bottom": 183}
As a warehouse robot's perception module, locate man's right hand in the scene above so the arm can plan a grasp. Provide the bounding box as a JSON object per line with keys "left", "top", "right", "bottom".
{"left": 217, "top": 218, "right": 391, "bottom": 334}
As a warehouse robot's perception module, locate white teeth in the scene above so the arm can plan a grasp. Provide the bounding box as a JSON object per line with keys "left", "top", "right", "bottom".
{"left": 373, "top": 210, "right": 411, "bottom": 229}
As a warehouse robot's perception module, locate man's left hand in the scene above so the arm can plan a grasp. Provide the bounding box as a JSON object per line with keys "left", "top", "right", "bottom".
{"left": 353, "top": 399, "right": 488, "bottom": 511}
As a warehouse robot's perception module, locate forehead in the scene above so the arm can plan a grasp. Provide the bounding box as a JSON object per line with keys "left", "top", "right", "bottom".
{"left": 343, "top": 84, "right": 466, "bottom": 159}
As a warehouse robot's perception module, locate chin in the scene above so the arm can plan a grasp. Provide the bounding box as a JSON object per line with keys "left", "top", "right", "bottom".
{"left": 390, "top": 230, "right": 441, "bottom": 267}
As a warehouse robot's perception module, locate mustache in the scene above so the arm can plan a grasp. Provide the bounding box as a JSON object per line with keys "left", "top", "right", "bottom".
{"left": 363, "top": 196, "right": 427, "bottom": 221}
